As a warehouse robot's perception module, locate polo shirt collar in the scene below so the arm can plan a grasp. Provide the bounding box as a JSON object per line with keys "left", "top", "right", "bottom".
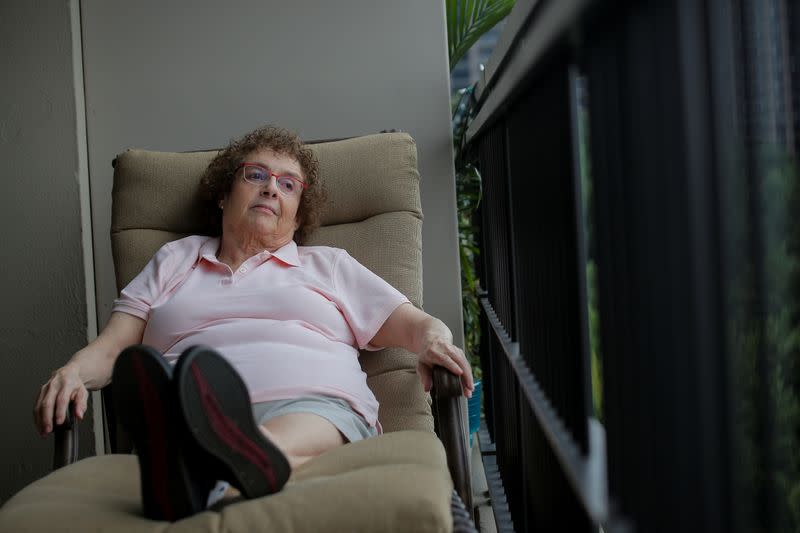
{"left": 198, "top": 237, "right": 221, "bottom": 262}
{"left": 271, "top": 240, "right": 301, "bottom": 267}
{"left": 197, "top": 236, "right": 301, "bottom": 267}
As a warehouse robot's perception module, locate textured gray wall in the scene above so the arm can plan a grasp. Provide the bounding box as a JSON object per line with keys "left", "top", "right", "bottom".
{"left": 0, "top": 0, "right": 95, "bottom": 505}
{"left": 81, "top": 0, "right": 464, "bottom": 344}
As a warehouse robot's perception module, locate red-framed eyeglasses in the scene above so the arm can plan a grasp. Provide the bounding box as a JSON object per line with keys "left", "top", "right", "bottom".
{"left": 237, "top": 162, "right": 307, "bottom": 195}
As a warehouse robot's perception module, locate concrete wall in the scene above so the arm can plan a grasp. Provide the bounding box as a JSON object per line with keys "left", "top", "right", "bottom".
{"left": 0, "top": 0, "right": 95, "bottom": 505}
{"left": 81, "top": 0, "right": 464, "bottom": 344}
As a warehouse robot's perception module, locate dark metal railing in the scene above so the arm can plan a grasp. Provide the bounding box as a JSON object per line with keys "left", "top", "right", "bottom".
{"left": 480, "top": 295, "right": 608, "bottom": 526}
{"left": 465, "top": 0, "right": 799, "bottom": 532}
{"left": 470, "top": 9, "right": 611, "bottom": 524}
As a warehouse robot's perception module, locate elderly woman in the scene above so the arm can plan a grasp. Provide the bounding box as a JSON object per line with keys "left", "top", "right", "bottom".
{"left": 33, "top": 126, "right": 474, "bottom": 521}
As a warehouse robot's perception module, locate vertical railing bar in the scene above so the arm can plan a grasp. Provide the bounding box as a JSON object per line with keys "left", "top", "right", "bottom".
{"left": 568, "top": 64, "right": 594, "bottom": 451}
{"left": 480, "top": 296, "right": 610, "bottom": 524}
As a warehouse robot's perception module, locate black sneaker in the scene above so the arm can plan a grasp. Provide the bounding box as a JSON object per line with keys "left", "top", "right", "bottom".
{"left": 112, "top": 345, "right": 215, "bottom": 521}
{"left": 173, "top": 345, "right": 291, "bottom": 499}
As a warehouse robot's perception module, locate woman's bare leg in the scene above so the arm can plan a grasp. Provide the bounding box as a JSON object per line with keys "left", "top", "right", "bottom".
{"left": 221, "top": 413, "right": 346, "bottom": 500}
{"left": 260, "top": 412, "right": 346, "bottom": 468}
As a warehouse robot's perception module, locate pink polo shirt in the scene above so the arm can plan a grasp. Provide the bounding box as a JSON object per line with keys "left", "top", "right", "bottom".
{"left": 111, "top": 235, "right": 409, "bottom": 428}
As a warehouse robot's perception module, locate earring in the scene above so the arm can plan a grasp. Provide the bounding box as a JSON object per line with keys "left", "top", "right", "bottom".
{"left": 219, "top": 202, "right": 224, "bottom": 210}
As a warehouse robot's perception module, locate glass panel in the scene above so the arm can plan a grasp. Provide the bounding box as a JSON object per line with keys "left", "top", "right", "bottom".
{"left": 726, "top": 1, "right": 800, "bottom": 530}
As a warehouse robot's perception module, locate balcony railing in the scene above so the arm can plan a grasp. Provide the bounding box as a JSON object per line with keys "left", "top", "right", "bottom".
{"left": 465, "top": 1, "right": 800, "bottom": 532}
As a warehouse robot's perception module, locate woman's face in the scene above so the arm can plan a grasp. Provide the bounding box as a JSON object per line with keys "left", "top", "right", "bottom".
{"left": 220, "top": 148, "right": 304, "bottom": 249}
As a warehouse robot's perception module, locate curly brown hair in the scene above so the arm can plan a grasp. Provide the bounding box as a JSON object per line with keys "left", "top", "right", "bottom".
{"left": 198, "top": 125, "right": 325, "bottom": 244}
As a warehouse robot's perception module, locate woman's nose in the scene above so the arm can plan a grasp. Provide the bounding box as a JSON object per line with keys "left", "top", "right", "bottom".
{"left": 260, "top": 175, "right": 279, "bottom": 196}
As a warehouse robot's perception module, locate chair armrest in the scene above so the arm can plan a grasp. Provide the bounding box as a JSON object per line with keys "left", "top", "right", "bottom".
{"left": 52, "top": 386, "right": 132, "bottom": 470}
{"left": 431, "top": 366, "right": 473, "bottom": 515}
{"left": 53, "top": 402, "right": 79, "bottom": 470}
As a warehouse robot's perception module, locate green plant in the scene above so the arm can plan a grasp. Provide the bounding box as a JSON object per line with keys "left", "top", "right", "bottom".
{"left": 446, "top": 0, "right": 515, "bottom": 380}
{"left": 447, "top": 0, "right": 515, "bottom": 70}
{"left": 451, "top": 87, "right": 483, "bottom": 379}
{"left": 730, "top": 146, "right": 800, "bottom": 532}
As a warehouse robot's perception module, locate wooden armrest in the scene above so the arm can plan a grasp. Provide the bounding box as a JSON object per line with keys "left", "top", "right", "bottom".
{"left": 52, "top": 386, "right": 131, "bottom": 470}
{"left": 53, "top": 401, "right": 79, "bottom": 470}
{"left": 431, "top": 366, "right": 473, "bottom": 515}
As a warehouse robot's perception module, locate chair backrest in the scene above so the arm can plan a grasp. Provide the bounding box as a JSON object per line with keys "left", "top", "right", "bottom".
{"left": 110, "top": 132, "right": 432, "bottom": 434}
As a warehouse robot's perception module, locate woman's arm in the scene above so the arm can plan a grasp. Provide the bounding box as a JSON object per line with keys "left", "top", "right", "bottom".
{"left": 370, "top": 302, "right": 474, "bottom": 397}
{"left": 33, "top": 312, "right": 146, "bottom": 436}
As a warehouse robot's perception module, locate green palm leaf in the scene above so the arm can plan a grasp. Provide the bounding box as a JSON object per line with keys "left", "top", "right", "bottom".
{"left": 446, "top": 0, "right": 515, "bottom": 72}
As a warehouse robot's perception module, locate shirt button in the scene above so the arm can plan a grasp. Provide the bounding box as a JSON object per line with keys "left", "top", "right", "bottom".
{"left": 239, "top": 267, "right": 247, "bottom": 273}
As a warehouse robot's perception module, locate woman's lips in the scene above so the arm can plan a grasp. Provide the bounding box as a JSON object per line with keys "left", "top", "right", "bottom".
{"left": 252, "top": 204, "right": 278, "bottom": 215}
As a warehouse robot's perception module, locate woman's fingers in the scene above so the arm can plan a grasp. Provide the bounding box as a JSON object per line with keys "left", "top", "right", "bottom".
{"left": 34, "top": 366, "right": 85, "bottom": 435}
{"left": 33, "top": 384, "right": 48, "bottom": 435}
{"left": 40, "top": 384, "right": 58, "bottom": 434}
{"left": 419, "top": 339, "right": 475, "bottom": 397}
{"left": 447, "top": 344, "right": 475, "bottom": 391}
{"left": 438, "top": 343, "right": 473, "bottom": 386}
{"left": 435, "top": 349, "right": 464, "bottom": 376}
{"left": 73, "top": 386, "right": 89, "bottom": 420}
{"left": 55, "top": 386, "right": 72, "bottom": 426}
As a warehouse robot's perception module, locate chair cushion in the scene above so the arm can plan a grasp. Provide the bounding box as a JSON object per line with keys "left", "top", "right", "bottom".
{"left": 110, "top": 133, "right": 431, "bottom": 433}
{"left": 0, "top": 431, "right": 453, "bottom": 532}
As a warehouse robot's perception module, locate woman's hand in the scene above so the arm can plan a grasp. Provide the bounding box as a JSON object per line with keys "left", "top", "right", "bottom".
{"left": 416, "top": 332, "right": 475, "bottom": 398}
{"left": 32, "top": 312, "right": 147, "bottom": 437}
{"left": 371, "top": 302, "right": 475, "bottom": 398}
{"left": 33, "top": 363, "right": 88, "bottom": 437}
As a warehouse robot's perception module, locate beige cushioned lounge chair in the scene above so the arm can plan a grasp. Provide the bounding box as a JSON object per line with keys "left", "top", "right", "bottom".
{"left": 0, "top": 132, "right": 474, "bottom": 532}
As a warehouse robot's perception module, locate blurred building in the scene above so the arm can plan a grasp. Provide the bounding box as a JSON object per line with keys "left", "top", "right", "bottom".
{"left": 450, "top": 22, "right": 505, "bottom": 94}
{"left": 739, "top": 0, "right": 797, "bottom": 155}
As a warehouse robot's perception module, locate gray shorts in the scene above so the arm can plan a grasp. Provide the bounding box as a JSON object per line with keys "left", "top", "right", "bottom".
{"left": 251, "top": 396, "right": 378, "bottom": 443}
